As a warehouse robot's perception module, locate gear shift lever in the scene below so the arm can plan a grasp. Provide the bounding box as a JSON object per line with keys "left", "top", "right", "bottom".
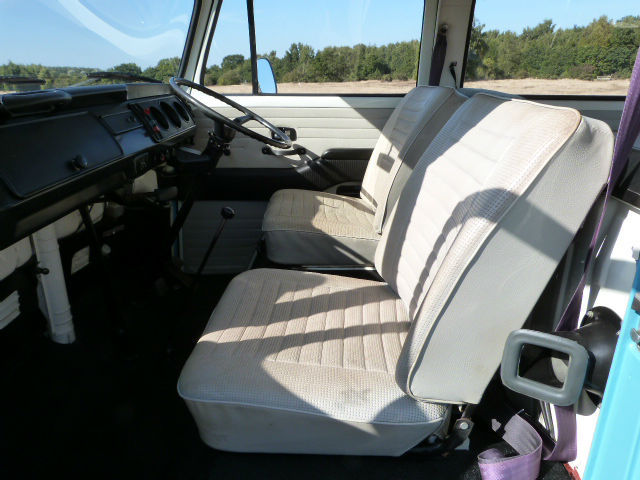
{"left": 194, "top": 206, "right": 235, "bottom": 281}
{"left": 166, "top": 206, "right": 236, "bottom": 356}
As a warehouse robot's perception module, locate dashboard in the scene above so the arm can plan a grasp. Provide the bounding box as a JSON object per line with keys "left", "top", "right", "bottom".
{"left": 0, "top": 83, "right": 196, "bottom": 249}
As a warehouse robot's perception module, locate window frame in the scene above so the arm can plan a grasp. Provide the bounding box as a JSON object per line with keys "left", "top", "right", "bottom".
{"left": 178, "top": 0, "right": 204, "bottom": 78}
{"left": 199, "top": 0, "right": 426, "bottom": 97}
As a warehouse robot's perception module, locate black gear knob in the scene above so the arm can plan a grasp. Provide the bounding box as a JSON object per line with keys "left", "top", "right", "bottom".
{"left": 221, "top": 206, "right": 235, "bottom": 220}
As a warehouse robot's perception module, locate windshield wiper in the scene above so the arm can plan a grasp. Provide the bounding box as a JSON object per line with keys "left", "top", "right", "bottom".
{"left": 85, "top": 71, "right": 162, "bottom": 84}
{"left": 0, "top": 75, "right": 45, "bottom": 85}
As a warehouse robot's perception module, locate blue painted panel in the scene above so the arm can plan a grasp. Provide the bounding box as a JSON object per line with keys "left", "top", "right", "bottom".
{"left": 585, "top": 259, "right": 640, "bottom": 479}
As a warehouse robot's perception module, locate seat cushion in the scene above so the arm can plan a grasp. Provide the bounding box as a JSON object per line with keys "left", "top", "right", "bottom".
{"left": 262, "top": 189, "right": 380, "bottom": 265}
{"left": 178, "top": 268, "right": 448, "bottom": 456}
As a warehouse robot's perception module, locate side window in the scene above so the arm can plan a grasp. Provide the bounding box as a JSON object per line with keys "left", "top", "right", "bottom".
{"left": 464, "top": 2, "right": 640, "bottom": 95}
{"left": 204, "top": 0, "right": 425, "bottom": 95}
{"left": 204, "top": 0, "right": 252, "bottom": 93}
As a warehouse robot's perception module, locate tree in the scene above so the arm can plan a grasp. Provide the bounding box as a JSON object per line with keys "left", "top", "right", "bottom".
{"left": 143, "top": 57, "right": 180, "bottom": 81}
{"left": 466, "top": 20, "right": 488, "bottom": 79}
{"left": 204, "top": 65, "right": 221, "bottom": 85}
{"left": 280, "top": 43, "right": 316, "bottom": 82}
{"left": 221, "top": 54, "right": 245, "bottom": 71}
{"left": 110, "top": 63, "right": 142, "bottom": 75}
{"left": 355, "top": 49, "right": 390, "bottom": 80}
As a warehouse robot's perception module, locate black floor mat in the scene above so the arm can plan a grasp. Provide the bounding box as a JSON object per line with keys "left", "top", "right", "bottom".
{"left": 0, "top": 262, "right": 570, "bottom": 480}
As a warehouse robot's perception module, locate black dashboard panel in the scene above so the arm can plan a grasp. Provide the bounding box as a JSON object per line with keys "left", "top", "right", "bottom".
{"left": 0, "top": 113, "right": 123, "bottom": 198}
{"left": 0, "top": 83, "right": 197, "bottom": 249}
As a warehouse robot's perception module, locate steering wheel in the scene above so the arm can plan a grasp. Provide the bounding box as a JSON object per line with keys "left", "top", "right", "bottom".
{"left": 169, "top": 77, "right": 292, "bottom": 149}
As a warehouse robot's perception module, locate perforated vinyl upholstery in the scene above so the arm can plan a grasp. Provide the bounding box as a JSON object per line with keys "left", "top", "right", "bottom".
{"left": 178, "top": 269, "right": 448, "bottom": 455}
{"left": 262, "top": 189, "right": 378, "bottom": 265}
{"left": 377, "top": 95, "right": 612, "bottom": 403}
{"left": 180, "top": 94, "right": 614, "bottom": 455}
{"left": 262, "top": 87, "right": 466, "bottom": 265}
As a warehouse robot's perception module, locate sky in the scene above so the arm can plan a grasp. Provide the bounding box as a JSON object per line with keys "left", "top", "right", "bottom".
{"left": 0, "top": 0, "right": 637, "bottom": 69}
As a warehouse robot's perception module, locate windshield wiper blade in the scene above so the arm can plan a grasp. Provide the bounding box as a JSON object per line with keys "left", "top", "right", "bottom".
{"left": 86, "top": 71, "right": 162, "bottom": 84}
{"left": 0, "top": 76, "right": 46, "bottom": 85}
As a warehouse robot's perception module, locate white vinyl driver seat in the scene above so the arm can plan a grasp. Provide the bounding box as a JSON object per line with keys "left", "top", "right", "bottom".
{"left": 262, "top": 86, "right": 467, "bottom": 265}
{"left": 179, "top": 94, "right": 614, "bottom": 456}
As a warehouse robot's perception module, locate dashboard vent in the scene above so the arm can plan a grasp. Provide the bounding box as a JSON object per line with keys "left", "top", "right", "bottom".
{"left": 173, "top": 101, "right": 190, "bottom": 122}
{"left": 160, "top": 101, "right": 181, "bottom": 128}
{"left": 149, "top": 106, "right": 169, "bottom": 129}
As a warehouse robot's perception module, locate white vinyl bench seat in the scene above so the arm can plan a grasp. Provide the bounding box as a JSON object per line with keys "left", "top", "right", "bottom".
{"left": 180, "top": 93, "right": 614, "bottom": 456}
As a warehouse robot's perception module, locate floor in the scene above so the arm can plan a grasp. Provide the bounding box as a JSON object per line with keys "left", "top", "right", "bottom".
{"left": 0, "top": 229, "right": 571, "bottom": 480}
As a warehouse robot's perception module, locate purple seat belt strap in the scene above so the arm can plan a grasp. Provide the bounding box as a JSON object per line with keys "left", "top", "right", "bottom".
{"left": 479, "top": 46, "right": 640, "bottom": 480}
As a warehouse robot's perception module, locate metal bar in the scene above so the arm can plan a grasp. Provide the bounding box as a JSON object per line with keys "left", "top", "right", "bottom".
{"left": 247, "top": 0, "right": 259, "bottom": 94}
{"left": 79, "top": 205, "right": 126, "bottom": 340}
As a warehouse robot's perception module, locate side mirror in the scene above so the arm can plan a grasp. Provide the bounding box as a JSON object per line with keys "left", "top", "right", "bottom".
{"left": 257, "top": 58, "right": 277, "bottom": 94}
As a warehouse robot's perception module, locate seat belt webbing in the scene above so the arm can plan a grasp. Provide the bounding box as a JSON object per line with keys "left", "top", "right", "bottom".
{"left": 479, "top": 45, "right": 640, "bottom": 480}
{"left": 428, "top": 25, "right": 448, "bottom": 86}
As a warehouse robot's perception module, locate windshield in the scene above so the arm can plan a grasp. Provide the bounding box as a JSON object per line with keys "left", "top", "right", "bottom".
{"left": 0, "top": 0, "right": 194, "bottom": 94}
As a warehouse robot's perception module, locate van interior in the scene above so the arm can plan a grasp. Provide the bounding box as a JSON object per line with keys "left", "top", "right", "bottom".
{"left": 1, "top": 1, "right": 639, "bottom": 479}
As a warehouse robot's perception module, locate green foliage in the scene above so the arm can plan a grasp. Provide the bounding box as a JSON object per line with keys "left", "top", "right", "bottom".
{"left": 0, "top": 56, "right": 182, "bottom": 90}
{"left": 141, "top": 57, "right": 180, "bottom": 82}
{"left": 217, "top": 55, "right": 252, "bottom": 85}
{"left": 467, "top": 15, "right": 640, "bottom": 81}
{"left": 466, "top": 20, "right": 489, "bottom": 79}
{"left": 110, "top": 63, "right": 142, "bottom": 75}
{"left": 0, "top": 61, "right": 96, "bottom": 90}
{"left": 204, "top": 39, "right": 420, "bottom": 85}
{"left": 221, "top": 54, "right": 245, "bottom": 71}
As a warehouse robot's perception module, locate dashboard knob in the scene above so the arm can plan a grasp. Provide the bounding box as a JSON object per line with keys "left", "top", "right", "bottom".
{"left": 71, "top": 154, "right": 88, "bottom": 171}
{"left": 221, "top": 206, "right": 235, "bottom": 220}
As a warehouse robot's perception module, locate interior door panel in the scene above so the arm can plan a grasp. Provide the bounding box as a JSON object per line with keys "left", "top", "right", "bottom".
{"left": 192, "top": 92, "right": 400, "bottom": 169}
{"left": 190, "top": 149, "right": 373, "bottom": 202}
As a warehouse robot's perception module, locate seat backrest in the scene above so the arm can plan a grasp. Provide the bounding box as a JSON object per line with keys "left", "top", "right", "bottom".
{"left": 375, "top": 93, "right": 614, "bottom": 404}
{"left": 360, "top": 86, "right": 466, "bottom": 232}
